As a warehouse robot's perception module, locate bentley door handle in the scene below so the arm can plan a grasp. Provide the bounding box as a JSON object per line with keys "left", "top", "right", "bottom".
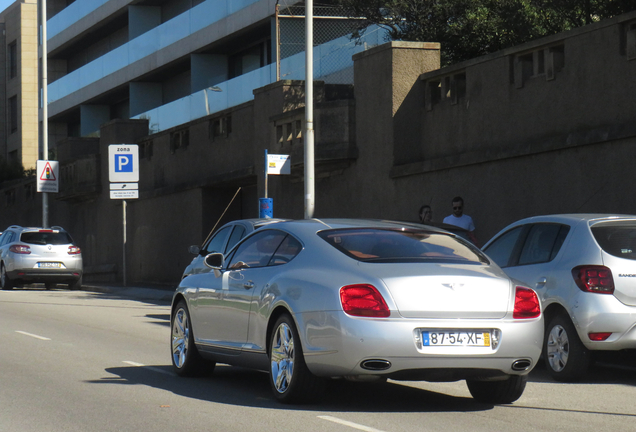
{"left": 243, "top": 281, "right": 255, "bottom": 289}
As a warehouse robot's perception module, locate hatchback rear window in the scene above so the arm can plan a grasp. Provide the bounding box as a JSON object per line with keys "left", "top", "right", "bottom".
{"left": 20, "top": 231, "right": 73, "bottom": 245}
{"left": 591, "top": 222, "right": 636, "bottom": 261}
{"left": 318, "top": 228, "right": 489, "bottom": 264}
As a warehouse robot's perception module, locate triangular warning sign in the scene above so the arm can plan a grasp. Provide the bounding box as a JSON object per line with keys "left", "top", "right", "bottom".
{"left": 39, "top": 162, "right": 57, "bottom": 181}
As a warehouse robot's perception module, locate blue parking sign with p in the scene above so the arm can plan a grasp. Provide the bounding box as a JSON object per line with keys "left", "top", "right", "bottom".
{"left": 109, "top": 145, "right": 139, "bottom": 182}
{"left": 115, "top": 154, "right": 133, "bottom": 172}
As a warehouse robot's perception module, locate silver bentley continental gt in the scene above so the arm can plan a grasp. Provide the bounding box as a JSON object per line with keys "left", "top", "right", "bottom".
{"left": 171, "top": 219, "right": 543, "bottom": 404}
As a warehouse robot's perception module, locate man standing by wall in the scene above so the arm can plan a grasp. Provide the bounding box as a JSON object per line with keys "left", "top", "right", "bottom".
{"left": 443, "top": 196, "right": 477, "bottom": 245}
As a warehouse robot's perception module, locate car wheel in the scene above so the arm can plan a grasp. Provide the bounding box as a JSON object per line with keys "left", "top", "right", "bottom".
{"left": 466, "top": 375, "right": 527, "bottom": 404}
{"left": 269, "top": 314, "right": 325, "bottom": 404}
{"left": 69, "top": 275, "right": 82, "bottom": 290}
{"left": 45, "top": 283, "right": 56, "bottom": 290}
{"left": 1, "top": 264, "right": 14, "bottom": 290}
{"left": 544, "top": 313, "right": 590, "bottom": 381}
{"left": 171, "top": 300, "right": 214, "bottom": 376}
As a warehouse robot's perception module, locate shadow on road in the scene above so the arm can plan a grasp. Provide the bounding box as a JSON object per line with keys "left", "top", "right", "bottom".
{"left": 145, "top": 313, "right": 171, "bottom": 327}
{"left": 85, "top": 352, "right": 636, "bottom": 413}
{"left": 87, "top": 364, "right": 490, "bottom": 413}
{"left": 528, "top": 352, "right": 636, "bottom": 386}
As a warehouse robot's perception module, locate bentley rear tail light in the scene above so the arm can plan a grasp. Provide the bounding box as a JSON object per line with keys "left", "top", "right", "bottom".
{"left": 513, "top": 286, "right": 541, "bottom": 319}
{"left": 572, "top": 265, "right": 614, "bottom": 294}
{"left": 340, "top": 284, "right": 390, "bottom": 318}
{"left": 9, "top": 244, "right": 31, "bottom": 254}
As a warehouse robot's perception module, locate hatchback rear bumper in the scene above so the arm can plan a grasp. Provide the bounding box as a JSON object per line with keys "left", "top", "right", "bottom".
{"left": 7, "top": 269, "right": 82, "bottom": 284}
{"left": 570, "top": 292, "right": 636, "bottom": 351}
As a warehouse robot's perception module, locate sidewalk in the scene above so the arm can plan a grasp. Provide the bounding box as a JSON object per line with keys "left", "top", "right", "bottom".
{"left": 82, "top": 283, "right": 176, "bottom": 304}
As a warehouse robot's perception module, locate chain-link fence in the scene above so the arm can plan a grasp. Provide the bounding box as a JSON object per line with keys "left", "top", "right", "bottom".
{"left": 275, "top": 2, "right": 382, "bottom": 84}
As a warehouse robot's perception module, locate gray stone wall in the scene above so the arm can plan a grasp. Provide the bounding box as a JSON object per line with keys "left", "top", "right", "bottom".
{"left": 3, "top": 13, "right": 636, "bottom": 285}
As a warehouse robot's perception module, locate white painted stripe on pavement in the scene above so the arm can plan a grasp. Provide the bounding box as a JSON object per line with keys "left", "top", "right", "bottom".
{"left": 123, "top": 360, "right": 173, "bottom": 375}
{"left": 318, "top": 416, "right": 387, "bottom": 432}
{"left": 16, "top": 331, "right": 51, "bottom": 340}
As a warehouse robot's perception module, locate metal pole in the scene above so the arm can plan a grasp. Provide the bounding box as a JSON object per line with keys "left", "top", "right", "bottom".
{"left": 264, "top": 149, "right": 268, "bottom": 199}
{"left": 204, "top": 88, "right": 210, "bottom": 115}
{"left": 123, "top": 200, "right": 127, "bottom": 287}
{"left": 304, "top": 0, "right": 315, "bottom": 219}
{"left": 275, "top": 3, "right": 280, "bottom": 81}
{"left": 41, "top": 0, "right": 49, "bottom": 228}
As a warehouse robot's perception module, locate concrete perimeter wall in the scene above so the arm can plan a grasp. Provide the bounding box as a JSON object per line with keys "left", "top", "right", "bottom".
{"left": 2, "top": 11, "right": 636, "bottom": 285}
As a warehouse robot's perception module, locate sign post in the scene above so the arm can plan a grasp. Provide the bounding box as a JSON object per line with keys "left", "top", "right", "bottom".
{"left": 109, "top": 145, "right": 139, "bottom": 286}
{"left": 36, "top": 160, "right": 59, "bottom": 194}
{"left": 261, "top": 151, "right": 290, "bottom": 218}
{"left": 37, "top": 160, "right": 59, "bottom": 228}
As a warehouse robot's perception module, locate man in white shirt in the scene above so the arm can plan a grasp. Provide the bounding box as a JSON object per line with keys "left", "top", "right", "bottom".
{"left": 443, "top": 196, "right": 477, "bottom": 245}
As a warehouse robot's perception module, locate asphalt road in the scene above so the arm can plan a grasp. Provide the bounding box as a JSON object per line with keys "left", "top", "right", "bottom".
{"left": 1, "top": 287, "right": 636, "bottom": 432}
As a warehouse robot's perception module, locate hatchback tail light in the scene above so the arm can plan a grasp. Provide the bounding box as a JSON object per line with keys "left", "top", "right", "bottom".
{"left": 513, "top": 286, "right": 541, "bottom": 319}
{"left": 572, "top": 265, "right": 614, "bottom": 294}
{"left": 67, "top": 245, "right": 81, "bottom": 255}
{"left": 340, "top": 284, "right": 390, "bottom": 318}
{"left": 588, "top": 332, "right": 612, "bottom": 341}
{"left": 9, "top": 244, "right": 31, "bottom": 254}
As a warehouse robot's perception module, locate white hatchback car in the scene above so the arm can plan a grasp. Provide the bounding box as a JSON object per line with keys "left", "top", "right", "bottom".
{"left": 483, "top": 214, "right": 636, "bottom": 381}
{"left": 0, "top": 225, "right": 83, "bottom": 290}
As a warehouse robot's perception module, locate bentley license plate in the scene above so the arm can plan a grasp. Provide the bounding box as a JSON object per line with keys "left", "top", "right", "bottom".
{"left": 422, "top": 330, "right": 490, "bottom": 347}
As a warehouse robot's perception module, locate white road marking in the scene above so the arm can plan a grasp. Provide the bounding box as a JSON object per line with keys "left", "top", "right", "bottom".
{"left": 123, "top": 360, "right": 173, "bottom": 375}
{"left": 318, "top": 416, "right": 388, "bottom": 432}
{"left": 15, "top": 331, "right": 51, "bottom": 341}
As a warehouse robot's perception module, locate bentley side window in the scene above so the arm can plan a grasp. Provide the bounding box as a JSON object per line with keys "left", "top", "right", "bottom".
{"left": 228, "top": 230, "right": 287, "bottom": 269}
{"left": 225, "top": 226, "right": 246, "bottom": 253}
{"left": 268, "top": 235, "right": 302, "bottom": 266}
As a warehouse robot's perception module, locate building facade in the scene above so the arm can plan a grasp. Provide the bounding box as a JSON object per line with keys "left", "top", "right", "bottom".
{"left": 0, "top": 0, "right": 38, "bottom": 171}
{"left": 2, "top": 4, "right": 636, "bottom": 286}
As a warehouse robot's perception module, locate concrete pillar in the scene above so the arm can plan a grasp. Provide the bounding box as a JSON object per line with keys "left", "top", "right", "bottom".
{"left": 129, "top": 82, "right": 162, "bottom": 117}
{"left": 191, "top": 54, "right": 228, "bottom": 93}
{"left": 353, "top": 41, "right": 440, "bottom": 165}
{"left": 80, "top": 105, "right": 110, "bottom": 137}
{"left": 128, "top": 6, "right": 161, "bottom": 40}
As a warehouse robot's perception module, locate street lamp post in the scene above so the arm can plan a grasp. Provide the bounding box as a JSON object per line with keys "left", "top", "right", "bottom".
{"left": 204, "top": 85, "right": 223, "bottom": 115}
{"left": 40, "top": 0, "right": 49, "bottom": 228}
{"left": 304, "top": 0, "right": 315, "bottom": 219}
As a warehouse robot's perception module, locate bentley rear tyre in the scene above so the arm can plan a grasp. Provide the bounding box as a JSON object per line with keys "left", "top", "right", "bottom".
{"left": 269, "top": 314, "right": 325, "bottom": 404}
{"left": 467, "top": 375, "right": 527, "bottom": 404}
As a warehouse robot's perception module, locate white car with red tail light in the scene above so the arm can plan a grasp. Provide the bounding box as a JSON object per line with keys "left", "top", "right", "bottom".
{"left": 171, "top": 219, "right": 543, "bottom": 404}
{"left": 0, "top": 225, "right": 83, "bottom": 290}
{"left": 483, "top": 214, "right": 636, "bottom": 381}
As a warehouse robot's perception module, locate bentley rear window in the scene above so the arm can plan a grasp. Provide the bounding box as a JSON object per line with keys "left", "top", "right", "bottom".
{"left": 318, "top": 228, "right": 489, "bottom": 264}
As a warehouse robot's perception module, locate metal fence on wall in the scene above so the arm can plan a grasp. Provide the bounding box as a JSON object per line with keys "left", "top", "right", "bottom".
{"left": 275, "top": 2, "right": 371, "bottom": 84}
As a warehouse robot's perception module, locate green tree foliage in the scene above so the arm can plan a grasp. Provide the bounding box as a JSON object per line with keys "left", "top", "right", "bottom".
{"left": 0, "top": 157, "right": 34, "bottom": 183}
{"left": 336, "top": 0, "right": 636, "bottom": 65}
